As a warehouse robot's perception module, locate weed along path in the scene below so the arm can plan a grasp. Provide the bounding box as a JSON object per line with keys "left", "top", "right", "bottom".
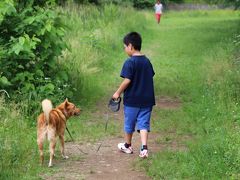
{"left": 41, "top": 96, "right": 188, "bottom": 180}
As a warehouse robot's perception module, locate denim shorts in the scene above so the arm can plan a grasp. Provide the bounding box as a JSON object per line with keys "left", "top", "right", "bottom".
{"left": 124, "top": 105, "right": 153, "bottom": 133}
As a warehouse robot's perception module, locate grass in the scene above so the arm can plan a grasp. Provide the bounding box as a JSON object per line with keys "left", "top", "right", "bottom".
{"left": 0, "top": 4, "right": 240, "bottom": 179}
{"left": 58, "top": 3, "right": 148, "bottom": 107}
{"left": 0, "top": 97, "right": 39, "bottom": 179}
{"left": 137, "top": 10, "right": 240, "bottom": 179}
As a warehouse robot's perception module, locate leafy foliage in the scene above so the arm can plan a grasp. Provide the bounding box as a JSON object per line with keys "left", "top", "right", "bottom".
{"left": 204, "top": 0, "right": 240, "bottom": 9}
{"left": 0, "top": 0, "right": 72, "bottom": 111}
{"left": 133, "top": 0, "right": 155, "bottom": 9}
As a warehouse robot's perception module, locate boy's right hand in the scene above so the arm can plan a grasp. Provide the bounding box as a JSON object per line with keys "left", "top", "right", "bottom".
{"left": 112, "top": 92, "right": 120, "bottom": 100}
{"left": 112, "top": 78, "right": 130, "bottom": 100}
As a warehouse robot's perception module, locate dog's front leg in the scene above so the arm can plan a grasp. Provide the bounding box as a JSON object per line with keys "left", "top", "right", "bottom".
{"left": 59, "top": 135, "right": 69, "bottom": 159}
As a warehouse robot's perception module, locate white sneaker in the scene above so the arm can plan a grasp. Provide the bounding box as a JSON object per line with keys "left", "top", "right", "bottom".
{"left": 118, "top": 143, "right": 133, "bottom": 154}
{"left": 139, "top": 149, "right": 148, "bottom": 158}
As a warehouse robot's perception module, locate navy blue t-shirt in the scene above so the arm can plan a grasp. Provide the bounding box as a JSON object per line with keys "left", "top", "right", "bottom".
{"left": 120, "top": 55, "right": 155, "bottom": 107}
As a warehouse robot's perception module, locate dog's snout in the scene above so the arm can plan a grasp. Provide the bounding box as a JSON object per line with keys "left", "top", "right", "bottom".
{"left": 74, "top": 108, "right": 81, "bottom": 116}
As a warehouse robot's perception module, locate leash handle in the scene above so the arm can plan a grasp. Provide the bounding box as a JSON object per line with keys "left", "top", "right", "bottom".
{"left": 108, "top": 97, "right": 121, "bottom": 112}
{"left": 113, "top": 97, "right": 121, "bottom": 103}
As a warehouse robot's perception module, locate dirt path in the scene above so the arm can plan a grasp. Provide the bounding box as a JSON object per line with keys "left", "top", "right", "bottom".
{"left": 41, "top": 97, "right": 186, "bottom": 180}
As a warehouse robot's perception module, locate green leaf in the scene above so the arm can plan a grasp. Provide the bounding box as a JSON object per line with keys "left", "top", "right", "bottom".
{"left": 19, "top": 37, "right": 25, "bottom": 45}
{"left": 45, "top": 83, "right": 55, "bottom": 91}
{"left": 46, "top": 22, "right": 52, "bottom": 32}
{"left": 17, "top": 65, "right": 24, "bottom": 69}
{"left": 24, "top": 16, "right": 35, "bottom": 25}
{"left": 35, "top": 69, "right": 44, "bottom": 77}
{"left": 0, "top": 76, "right": 12, "bottom": 87}
{"left": 57, "top": 71, "right": 68, "bottom": 81}
{"left": 12, "top": 44, "right": 23, "bottom": 55}
{"left": 32, "top": 36, "right": 41, "bottom": 43}
{"left": 22, "top": 83, "right": 35, "bottom": 92}
{"left": 39, "top": 83, "right": 55, "bottom": 94}
{"left": 47, "top": 59, "right": 56, "bottom": 69}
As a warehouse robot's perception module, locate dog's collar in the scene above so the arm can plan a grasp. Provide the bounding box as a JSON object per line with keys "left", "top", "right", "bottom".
{"left": 55, "top": 109, "right": 67, "bottom": 123}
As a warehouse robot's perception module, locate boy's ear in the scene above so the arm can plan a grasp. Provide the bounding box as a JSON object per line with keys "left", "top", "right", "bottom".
{"left": 129, "top": 43, "right": 133, "bottom": 50}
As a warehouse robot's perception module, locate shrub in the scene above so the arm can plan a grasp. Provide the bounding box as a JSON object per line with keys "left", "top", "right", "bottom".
{"left": 0, "top": 0, "right": 72, "bottom": 112}
{"left": 133, "top": 0, "right": 155, "bottom": 9}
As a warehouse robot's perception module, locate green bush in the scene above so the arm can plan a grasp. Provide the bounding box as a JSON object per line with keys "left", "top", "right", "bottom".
{"left": 0, "top": 0, "right": 72, "bottom": 111}
{"left": 133, "top": 0, "right": 155, "bottom": 9}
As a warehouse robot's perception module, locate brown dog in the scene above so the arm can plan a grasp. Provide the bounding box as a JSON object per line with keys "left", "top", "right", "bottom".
{"left": 37, "top": 99, "right": 80, "bottom": 167}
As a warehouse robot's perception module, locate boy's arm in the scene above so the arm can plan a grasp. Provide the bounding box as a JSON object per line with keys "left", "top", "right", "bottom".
{"left": 112, "top": 78, "right": 131, "bottom": 99}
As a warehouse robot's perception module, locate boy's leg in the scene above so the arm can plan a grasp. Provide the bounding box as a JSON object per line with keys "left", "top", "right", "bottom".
{"left": 137, "top": 107, "right": 152, "bottom": 158}
{"left": 139, "top": 130, "right": 149, "bottom": 158}
{"left": 118, "top": 106, "right": 140, "bottom": 154}
{"left": 140, "top": 129, "right": 148, "bottom": 146}
{"left": 118, "top": 131, "right": 133, "bottom": 154}
{"left": 117, "top": 132, "right": 133, "bottom": 153}
{"left": 125, "top": 133, "right": 133, "bottom": 145}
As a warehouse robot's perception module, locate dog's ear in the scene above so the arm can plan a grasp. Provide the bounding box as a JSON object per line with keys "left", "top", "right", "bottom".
{"left": 64, "top": 98, "right": 69, "bottom": 108}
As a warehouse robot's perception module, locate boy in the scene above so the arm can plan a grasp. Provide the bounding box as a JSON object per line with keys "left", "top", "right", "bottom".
{"left": 112, "top": 32, "right": 155, "bottom": 158}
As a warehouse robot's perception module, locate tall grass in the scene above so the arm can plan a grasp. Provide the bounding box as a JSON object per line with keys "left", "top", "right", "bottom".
{"left": 0, "top": 97, "right": 39, "bottom": 179}
{"left": 58, "top": 3, "right": 148, "bottom": 106}
{"left": 138, "top": 10, "right": 240, "bottom": 179}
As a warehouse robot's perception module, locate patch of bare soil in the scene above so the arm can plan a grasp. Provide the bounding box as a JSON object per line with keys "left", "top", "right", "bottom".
{"left": 41, "top": 97, "right": 187, "bottom": 180}
{"left": 155, "top": 96, "right": 182, "bottom": 109}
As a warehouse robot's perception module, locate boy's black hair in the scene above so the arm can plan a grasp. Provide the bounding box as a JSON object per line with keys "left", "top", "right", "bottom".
{"left": 123, "top": 32, "right": 142, "bottom": 51}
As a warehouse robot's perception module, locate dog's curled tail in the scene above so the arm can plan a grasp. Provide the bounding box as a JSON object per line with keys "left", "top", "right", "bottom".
{"left": 42, "top": 99, "right": 53, "bottom": 125}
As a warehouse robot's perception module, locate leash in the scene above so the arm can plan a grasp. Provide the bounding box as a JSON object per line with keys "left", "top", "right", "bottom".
{"left": 96, "top": 112, "right": 109, "bottom": 152}
{"left": 104, "top": 112, "right": 109, "bottom": 132}
{"left": 96, "top": 97, "right": 121, "bottom": 152}
{"left": 55, "top": 109, "right": 74, "bottom": 143}
{"left": 66, "top": 125, "right": 88, "bottom": 155}
{"left": 66, "top": 126, "right": 74, "bottom": 142}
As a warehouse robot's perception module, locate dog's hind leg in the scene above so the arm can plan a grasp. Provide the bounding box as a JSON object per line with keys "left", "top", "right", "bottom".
{"left": 48, "top": 127, "right": 56, "bottom": 167}
{"left": 37, "top": 129, "right": 46, "bottom": 165}
{"left": 48, "top": 137, "right": 56, "bottom": 167}
{"left": 59, "top": 135, "right": 69, "bottom": 159}
{"left": 37, "top": 139, "right": 44, "bottom": 165}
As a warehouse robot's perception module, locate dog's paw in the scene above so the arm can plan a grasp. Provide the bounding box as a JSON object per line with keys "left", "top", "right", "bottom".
{"left": 48, "top": 163, "right": 53, "bottom": 167}
{"left": 62, "top": 155, "right": 69, "bottom": 159}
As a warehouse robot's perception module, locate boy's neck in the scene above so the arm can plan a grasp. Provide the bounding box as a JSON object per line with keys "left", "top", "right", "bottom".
{"left": 131, "top": 50, "right": 142, "bottom": 56}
